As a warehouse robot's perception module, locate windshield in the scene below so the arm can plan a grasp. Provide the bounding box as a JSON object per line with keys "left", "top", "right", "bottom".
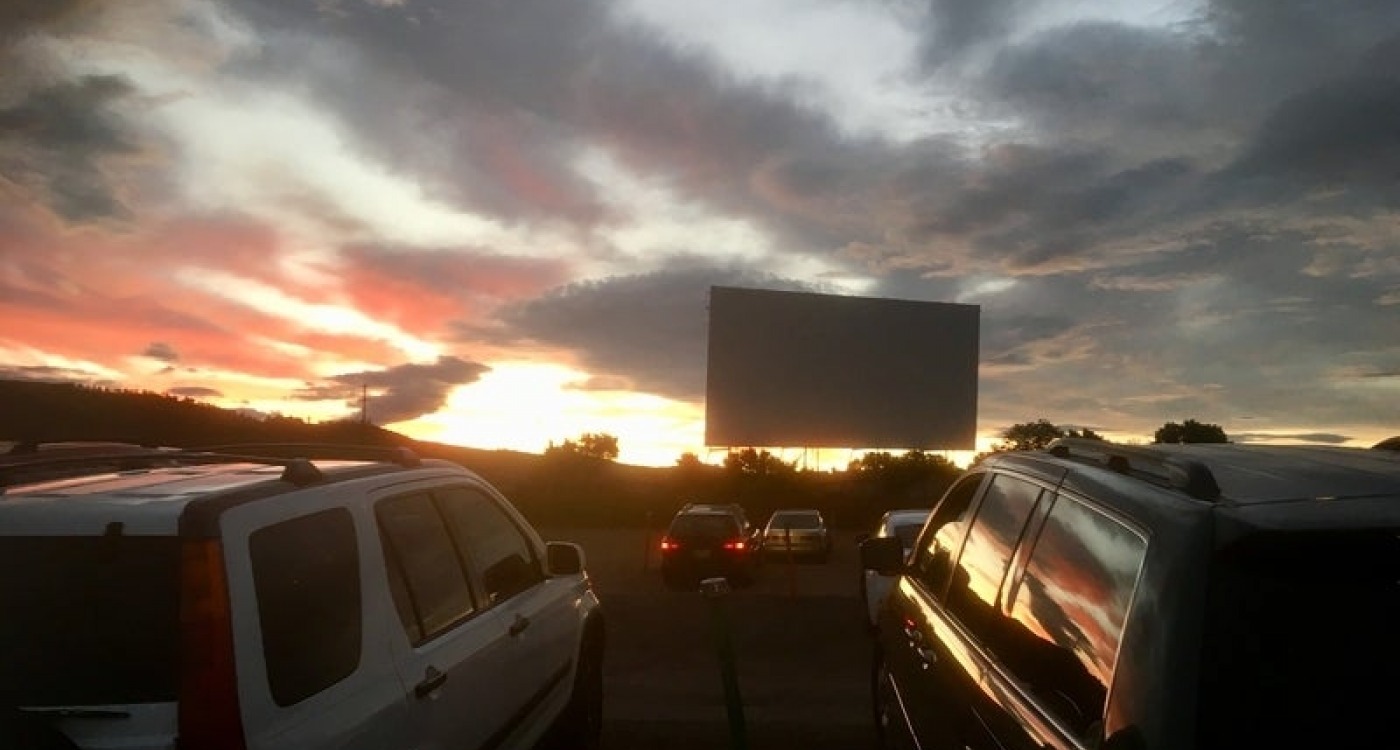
{"left": 1197, "top": 530, "right": 1399, "bottom": 747}
{"left": 0, "top": 536, "right": 181, "bottom": 705}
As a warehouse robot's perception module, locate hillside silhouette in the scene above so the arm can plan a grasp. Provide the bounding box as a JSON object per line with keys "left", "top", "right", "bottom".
{"left": 0, "top": 380, "right": 955, "bottom": 528}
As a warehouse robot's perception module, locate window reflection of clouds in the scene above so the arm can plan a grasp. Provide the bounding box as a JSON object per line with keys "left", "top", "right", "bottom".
{"left": 1010, "top": 495, "right": 1146, "bottom": 709}
{"left": 955, "top": 475, "right": 1043, "bottom": 610}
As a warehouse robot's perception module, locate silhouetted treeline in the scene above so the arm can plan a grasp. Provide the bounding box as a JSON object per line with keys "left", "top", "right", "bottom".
{"left": 0, "top": 380, "right": 960, "bottom": 529}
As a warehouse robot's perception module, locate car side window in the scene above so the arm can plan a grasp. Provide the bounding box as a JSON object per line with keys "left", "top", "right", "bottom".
{"left": 376, "top": 492, "right": 476, "bottom": 644}
{"left": 1005, "top": 495, "right": 1147, "bottom": 738}
{"left": 249, "top": 508, "right": 361, "bottom": 706}
{"left": 436, "top": 486, "right": 545, "bottom": 605}
{"left": 911, "top": 473, "right": 984, "bottom": 599}
{"left": 944, "top": 474, "right": 1043, "bottom": 638}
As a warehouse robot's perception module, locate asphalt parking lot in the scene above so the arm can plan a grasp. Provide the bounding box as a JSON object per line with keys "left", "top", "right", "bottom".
{"left": 541, "top": 527, "right": 877, "bottom": 750}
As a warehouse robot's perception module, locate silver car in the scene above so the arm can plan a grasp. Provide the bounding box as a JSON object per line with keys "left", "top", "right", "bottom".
{"left": 859, "top": 508, "right": 931, "bottom": 629}
{"left": 763, "top": 508, "right": 831, "bottom": 562}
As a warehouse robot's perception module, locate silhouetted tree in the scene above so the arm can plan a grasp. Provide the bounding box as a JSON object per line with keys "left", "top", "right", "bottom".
{"left": 577, "top": 432, "right": 619, "bottom": 460}
{"left": 544, "top": 432, "right": 620, "bottom": 461}
{"left": 1153, "top": 419, "right": 1228, "bottom": 444}
{"left": 723, "top": 448, "right": 794, "bottom": 476}
{"left": 996, "top": 419, "right": 1066, "bottom": 451}
{"left": 1063, "top": 427, "right": 1105, "bottom": 440}
{"left": 675, "top": 452, "right": 704, "bottom": 470}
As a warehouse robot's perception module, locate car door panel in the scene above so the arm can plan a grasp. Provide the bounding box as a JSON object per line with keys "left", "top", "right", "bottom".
{"left": 375, "top": 490, "right": 512, "bottom": 750}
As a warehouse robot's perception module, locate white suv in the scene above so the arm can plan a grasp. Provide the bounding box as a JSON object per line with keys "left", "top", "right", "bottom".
{"left": 0, "top": 444, "right": 604, "bottom": 750}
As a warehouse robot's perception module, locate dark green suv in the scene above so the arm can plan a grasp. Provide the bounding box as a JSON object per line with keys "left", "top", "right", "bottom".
{"left": 862, "top": 439, "right": 1398, "bottom": 750}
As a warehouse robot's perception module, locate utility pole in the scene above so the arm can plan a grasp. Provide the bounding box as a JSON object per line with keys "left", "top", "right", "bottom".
{"left": 360, "top": 384, "right": 368, "bottom": 426}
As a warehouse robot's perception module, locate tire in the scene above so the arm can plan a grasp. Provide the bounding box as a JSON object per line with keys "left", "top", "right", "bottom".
{"left": 546, "top": 624, "right": 604, "bottom": 750}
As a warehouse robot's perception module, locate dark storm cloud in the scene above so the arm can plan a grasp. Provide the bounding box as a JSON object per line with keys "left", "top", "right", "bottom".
{"left": 0, "top": 75, "right": 137, "bottom": 221}
{"left": 167, "top": 386, "right": 223, "bottom": 399}
{"left": 225, "top": 0, "right": 851, "bottom": 254}
{"left": 986, "top": 23, "right": 1217, "bottom": 150}
{"left": 1221, "top": 73, "right": 1400, "bottom": 204}
{"left": 461, "top": 267, "right": 821, "bottom": 402}
{"left": 0, "top": 0, "right": 93, "bottom": 40}
{"left": 295, "top": 356, "right": 490, "bottom": 424}
{"left": 918, "top": 0, "right": 1028, "bottom": 67}
{"left": 142, "top": 342, "right": 179, "bottom": 362}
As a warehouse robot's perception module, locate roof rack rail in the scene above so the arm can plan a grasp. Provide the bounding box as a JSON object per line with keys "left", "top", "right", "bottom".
{"left": 1045, "top": 438, "right": 1222, "bottom": 501}
{"left": 189, "top": 443, "right": 422, "bottom": 468}
{"left": 0, "top": 449, "right": 334, "bottom": 492}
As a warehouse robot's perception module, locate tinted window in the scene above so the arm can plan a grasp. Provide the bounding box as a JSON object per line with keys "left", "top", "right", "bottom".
{"left": 673, "top": 514, "right": 741, "bottom": 537}
{"left": 912, "top": 473, "right": 983, "bottom": 598}
{"left": 0, "top": 536, "right": 179, "bottom": 704}
{"left": 250, "top": 509, "right": 361, "bottom": 706}
{"left": 437, "top": 486, "right": 544, "bottom": 604}
{"left": 945, "top": 474, "right": 1042, "bottom": 631}
{"left": 377, "top": 493, "right": 475, "bottom": 643}
{"left": 1005, "top": 495, "right": 1146, "bottom": 736}
{"left": 1197, "top": 530, "right": 1398, "bottom": 748}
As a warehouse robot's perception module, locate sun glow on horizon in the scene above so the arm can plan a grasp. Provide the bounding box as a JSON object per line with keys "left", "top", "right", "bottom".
{"left": 393, "top": 362, "right": 706, "bottom": 466}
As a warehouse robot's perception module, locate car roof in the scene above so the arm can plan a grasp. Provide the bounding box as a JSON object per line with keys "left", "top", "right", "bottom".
{"left": 981, "top": 440, "right": 1400, "bottom": 536}
{"left": 0, "top": 446, "right": 467, "bottom": 535}
{"left": 884, "top": 509, "right": 931, "bottom": 525}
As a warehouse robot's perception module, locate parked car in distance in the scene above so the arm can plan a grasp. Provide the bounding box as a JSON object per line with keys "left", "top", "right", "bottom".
{"left": 859, "top": 508, "right": 931, "bottom": 629}
{"left": 660, "top": 504, "right": 758, "bottom": 588}
{"left": 676, "top": 501, "right": 763, "bottom": 552}
{"left": 764, "top": 508, "right": 831, "bottom": 562}
{"left": 0, "top": 443, "right": 605, "bottom": 750}
{"left": 862, "top": 438, "right": 1399, "bottom": 750}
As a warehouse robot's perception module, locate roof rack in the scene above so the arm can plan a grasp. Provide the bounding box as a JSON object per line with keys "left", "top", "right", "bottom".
{"left": 1045, "top": 438, "right": 1222, "bottom": 501}
{"left": 190, "top": 443, "right": 421, "bottom": 468}
{"left": 0, "top": 444, "right": 422, "bottom": 494}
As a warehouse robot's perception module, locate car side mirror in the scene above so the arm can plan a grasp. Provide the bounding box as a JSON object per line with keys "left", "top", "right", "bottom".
{"left": 546, "top": 541, "right": 585, "bottom": 576}
{"left": 860, "top": 536, "right": 904, "bottom": 575}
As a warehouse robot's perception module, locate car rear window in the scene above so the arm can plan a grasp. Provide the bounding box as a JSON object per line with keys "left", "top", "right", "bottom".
{"left": 0, "top": 535, "right": 180, "bottom": 705}
{"left": 771, "top": 513, "right": 822, "bottom": 529}
{"left": 1197, "top": 530, "right": 1399, "bottom": 748}
{"left": 672, "top": 514, "right": 739, "bottom": 537}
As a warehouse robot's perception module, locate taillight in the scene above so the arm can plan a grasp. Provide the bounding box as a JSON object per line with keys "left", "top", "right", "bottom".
{"left": 178, "top": 538, "right": 246, "bottom": 750}
{"left": 660, "top": 537, "right": 679, "bottom": 551}
{"left": 723, "top": 540, "right": 747, "bottom": 551}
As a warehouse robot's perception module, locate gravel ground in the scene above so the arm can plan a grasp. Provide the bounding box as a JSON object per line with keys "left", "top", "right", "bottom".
{"left": 540, "top": 528, "right": 878, "bottom": 750}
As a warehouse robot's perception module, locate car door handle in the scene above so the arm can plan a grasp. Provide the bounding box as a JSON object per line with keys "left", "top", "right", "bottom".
{"left": 414, "top": 666, "right": 447, "bottom": 699}
{"left": 916, "top": 646, "right": 939, "bottom": 666}
{"left": 508, "top": 613, "right": 530, "bottom": 637}
{"left": 903, "top": 625, "right": 938, "bottom": 666}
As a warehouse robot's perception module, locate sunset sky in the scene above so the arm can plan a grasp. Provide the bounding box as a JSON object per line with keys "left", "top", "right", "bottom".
{"left": 2, "top": 0, "right": 1398, "bottom": 467}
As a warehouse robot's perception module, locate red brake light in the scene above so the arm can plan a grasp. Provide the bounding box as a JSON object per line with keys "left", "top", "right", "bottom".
{"left": 723, "top": 540, "right": 747, "bottom": 551}
{"left": 178, "top": 538, "right": 246, "bottom": 750}
{"left": 660, "top": 537, "right": 678, "bottom": 551}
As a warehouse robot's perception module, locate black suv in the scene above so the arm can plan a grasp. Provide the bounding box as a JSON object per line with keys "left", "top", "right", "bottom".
{"left": 660, "top": 503, "right": 760, "bottom": 588}
{"left": 861, "top": 438, "right": 1398, "bottom": 750}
